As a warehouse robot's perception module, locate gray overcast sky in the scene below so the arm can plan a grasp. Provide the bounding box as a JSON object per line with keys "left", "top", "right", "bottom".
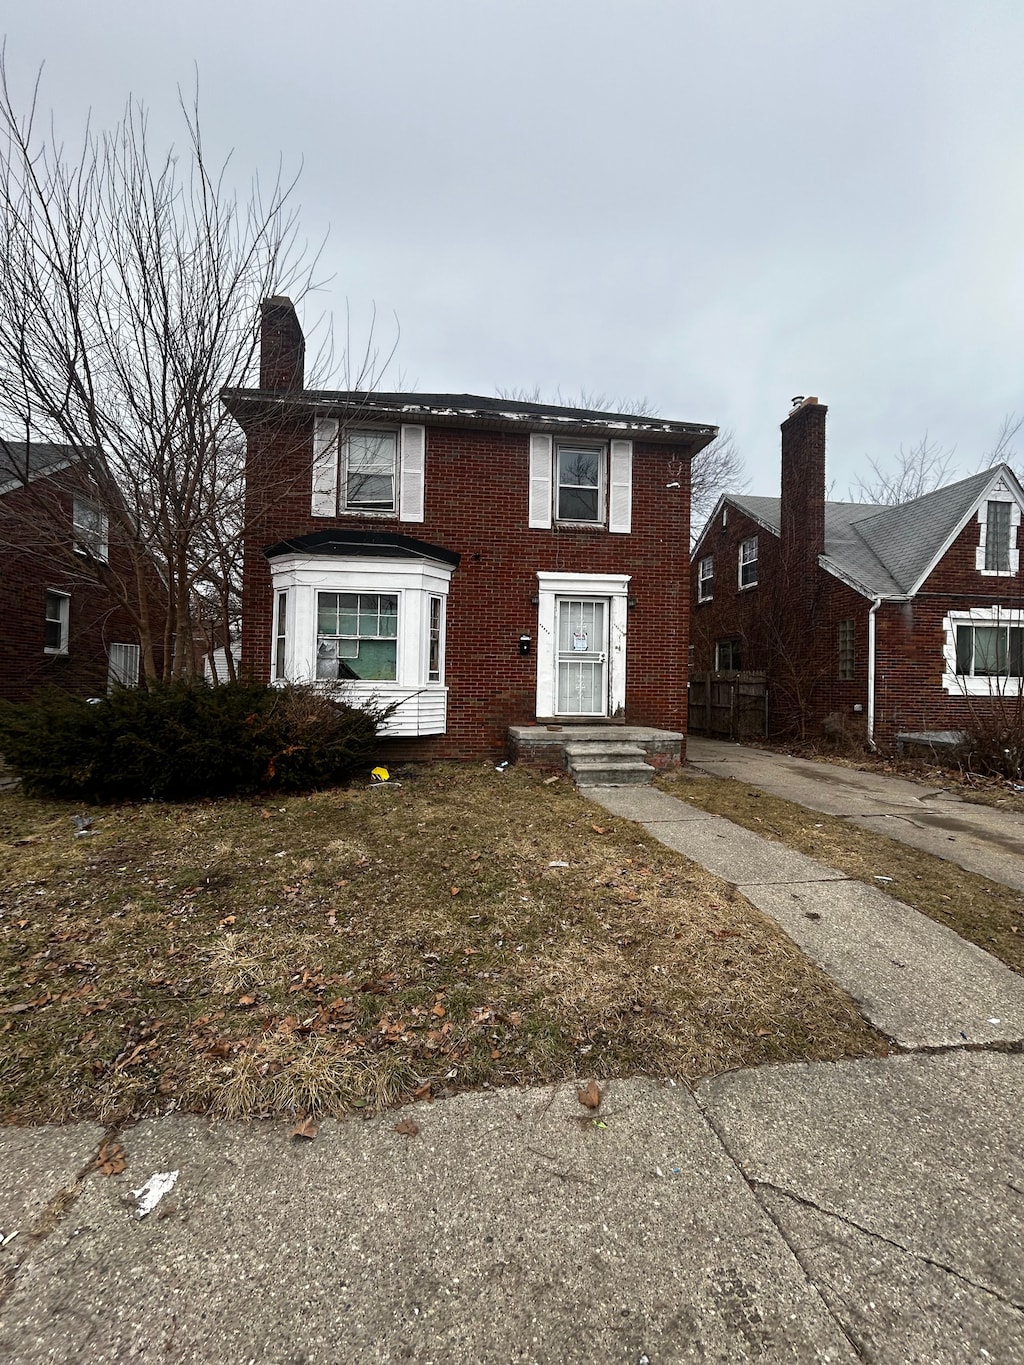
{"left": 4, "top": 0, "right": 1024, "bottom": 502}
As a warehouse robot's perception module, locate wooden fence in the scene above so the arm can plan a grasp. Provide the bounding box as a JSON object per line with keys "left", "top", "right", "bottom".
{"left": 688, "top": 671, "right": 768, "bottom": 740}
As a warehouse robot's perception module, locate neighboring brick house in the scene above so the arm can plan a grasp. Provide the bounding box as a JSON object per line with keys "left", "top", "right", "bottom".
{"left": 223, "top": 297, "right": 718, "bottom": 760}
{"left": 0, "top": 442, "right": 148, "bottom": 702}
{"left": 691, "top": 397, "right": 1024, "bottom": 750}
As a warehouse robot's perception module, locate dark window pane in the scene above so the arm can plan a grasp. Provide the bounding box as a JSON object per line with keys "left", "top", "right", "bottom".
{"left": 986, "top": 501, "right": 1012, "bottom": 571}
{"left": 558, "top": 487, "right": 599, "bottom": 520}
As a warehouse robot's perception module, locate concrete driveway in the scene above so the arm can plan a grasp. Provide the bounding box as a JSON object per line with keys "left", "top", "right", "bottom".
{"left": 687, "top": 736, "right": 1024, "bottom": 892}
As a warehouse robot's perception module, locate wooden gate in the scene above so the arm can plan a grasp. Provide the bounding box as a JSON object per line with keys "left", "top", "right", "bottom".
{"left": 688, "top": 672, "right": 768, "bottom": 739}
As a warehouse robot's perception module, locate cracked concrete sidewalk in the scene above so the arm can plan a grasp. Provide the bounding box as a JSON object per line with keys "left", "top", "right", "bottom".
{"left": 1, "top": 1058, "right": 1022, "bottom": 1364}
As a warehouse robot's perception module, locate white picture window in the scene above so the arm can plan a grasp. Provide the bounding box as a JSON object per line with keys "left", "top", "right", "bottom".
{"left": 943, "top": 607, "right": 1024, "bottom": 696}
{"left": 44, "top": 591, "right": 69, "bottom": 654}
{"left": 73, "top": 496, "right": 108, "bottom": 561}
{"left": 108, "top": 642, "right": 140, "bottom": 690}
{"left": 697, "top": 556, "right": 714, "bottom": 602}
{"left": 738, "top": 536, "right": 759, "bottom": 588}
{"left": 316, "top": 592, "right": 398, "bottom": 681}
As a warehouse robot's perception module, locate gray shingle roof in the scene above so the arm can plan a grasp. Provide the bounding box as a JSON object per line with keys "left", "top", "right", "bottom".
{"left": 727, "top": 464, "right": 1021, "bottom": 599}
{"left": 0, "top": 440, "right": 76, "bottom": 490}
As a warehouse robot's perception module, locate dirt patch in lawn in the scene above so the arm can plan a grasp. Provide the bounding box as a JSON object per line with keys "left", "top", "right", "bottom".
{"left": 658, "top": 768, "right": 1024, "bottom": 975}
{"left": 0, "top": 765, "right": 886, "bottom": 1125}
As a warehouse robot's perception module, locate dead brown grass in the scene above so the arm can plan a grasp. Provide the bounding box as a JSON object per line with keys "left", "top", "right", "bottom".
{"left": 658, "top": 768, "right": 1024, "bottom": 975}
{"left": 0, "top": 764, "right": 887, "bottom": 1125}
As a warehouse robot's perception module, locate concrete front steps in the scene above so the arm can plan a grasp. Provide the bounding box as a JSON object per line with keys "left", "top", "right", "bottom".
{"left": 564, "top": 740, "right": 653, "bottom": 787}
{"left": 507, "top": 725, "right": 683, "bottom": 788}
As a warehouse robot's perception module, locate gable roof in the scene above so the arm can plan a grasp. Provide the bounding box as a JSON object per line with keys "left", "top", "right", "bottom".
{"left": 705, "top": 464, "right": 1023, "bottom": 600}
{"left": 222, "top": 388, "right": 718, "bottom": 452}
{"left": 0, "top": 440, "right": 77, "bottom": 494}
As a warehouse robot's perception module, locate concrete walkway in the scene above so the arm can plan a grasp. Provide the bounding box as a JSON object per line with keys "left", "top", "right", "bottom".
{"left": 687, "top": 736, "right": 1024, "bottom": 892}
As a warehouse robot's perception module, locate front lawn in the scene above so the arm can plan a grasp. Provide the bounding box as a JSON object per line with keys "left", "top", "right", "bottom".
{"left": 0, "top": 764, "right": 887, "bottom": 1125}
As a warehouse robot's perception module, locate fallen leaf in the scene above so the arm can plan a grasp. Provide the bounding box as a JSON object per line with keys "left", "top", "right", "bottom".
{"left": 394, "top": 1118, "right": 419, "bottom": 1137}
{"left": 95, "top": 1139, "right": 127, "bottom": 1176}
{"left": 431, "top": 1003, "right": 446, "bottom": 1018}
{"left": 577, "top": 1080, "right": 602, "bottom": 1110}
{"left": 218, "top": 915, "right": 236, "bottom": 928}
{"left": 237, "top": 994, "right": 256, "bottom": 1007}
{"left": 755, "top": 1027, "right": 772, "bottom": 1037}
{"left": 258, "top": 808, "right": 273, "bottom": 820}
{"left": 291, "top": 1116, "right": 319, "bottom": 1139}
{"left": 450, "top": 887, "right": 460, "bottom": 897}
{"left": 413, "top": 1081, "right": 432, "bottom": 1100}
{"left": 591, "top": 824, "right": 611, "bottom": 834}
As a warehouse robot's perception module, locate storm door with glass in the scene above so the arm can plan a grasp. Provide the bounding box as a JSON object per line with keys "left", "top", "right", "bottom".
{"left": 555, "top": 598, "right": 608, "bottom": 716}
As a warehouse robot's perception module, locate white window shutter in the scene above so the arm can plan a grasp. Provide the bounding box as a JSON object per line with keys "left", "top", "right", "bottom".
{"left": 311, "top": 417, "right": 339, "bottom": 517}
{"left": 529, "top": 434, "right": 553, "bottom": 528}
{"left": 399, "top": 425, "right": 426, "bottom": 523}
{"left": 608, "top": 440, "right": 633, "bottom": 533}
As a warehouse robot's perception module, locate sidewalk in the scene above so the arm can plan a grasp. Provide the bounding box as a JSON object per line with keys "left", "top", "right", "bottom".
{"left": 2, "top": 773, "right": 1024, "bottom": 1363}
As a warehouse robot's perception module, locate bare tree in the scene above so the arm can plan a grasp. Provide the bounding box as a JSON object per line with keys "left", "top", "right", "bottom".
{"left": 984, "top": 412, "right": 1023, "bottom": 476}
{"left": 851, "top": 433, "right": 957, "bottom": 506}
{"left": 0, "top": 57, "right": 325, "bottom": 682}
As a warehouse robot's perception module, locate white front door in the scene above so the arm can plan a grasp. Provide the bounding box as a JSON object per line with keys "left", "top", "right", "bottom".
{"left": 555, "top": 597, "right": 608, "bottom": 716}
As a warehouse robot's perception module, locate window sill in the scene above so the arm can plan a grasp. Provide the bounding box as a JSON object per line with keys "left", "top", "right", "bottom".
{"left": 977, "top": 568, "right": 1015, "bottom": 577}
{"left": 338, "top": 508, "right": 399, "bottom": 519}
{"left": 43, "top": 648, "right": 68, "bottom": 657}
{"left": 553, "top": 520, "right": 607, "bottom": 532}
{"left": 696, "top": 596, "right": 713, "bottom": 605}
{"left": 737, "top": 582, "right": 759, "bottom": 592}
{"left": 942, "top": 673, "right": 1022, "bottom": 697}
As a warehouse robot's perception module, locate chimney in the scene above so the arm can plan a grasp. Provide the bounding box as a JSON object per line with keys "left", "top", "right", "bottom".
{"left": 780, "top": 396, "right": 827, "bottom": 572}
{"left": 260, "top": 296, "right": 305, "bottom": 391}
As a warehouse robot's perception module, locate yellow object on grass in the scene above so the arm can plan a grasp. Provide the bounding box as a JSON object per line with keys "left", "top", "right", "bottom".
{"left": 370, "top": 766, "right": 390, "bottom": 783}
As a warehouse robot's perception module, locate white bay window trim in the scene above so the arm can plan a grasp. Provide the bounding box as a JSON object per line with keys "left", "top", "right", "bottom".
{"left": 268, "top": 551, "right": 455, "bottom": 736}
{"left": 942, "top": 605, "right": 1024, "bottom": 696}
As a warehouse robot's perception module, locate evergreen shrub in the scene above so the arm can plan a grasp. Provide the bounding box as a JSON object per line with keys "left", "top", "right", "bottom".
{"left": 0, "top": 681, "right": 384, "bottom": 801}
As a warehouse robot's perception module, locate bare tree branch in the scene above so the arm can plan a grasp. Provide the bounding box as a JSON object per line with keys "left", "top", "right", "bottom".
{"left": 850, "top": 434, "right": 957, "bottom": 505}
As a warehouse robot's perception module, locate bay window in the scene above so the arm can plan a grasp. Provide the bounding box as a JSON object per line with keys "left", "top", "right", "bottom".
{"left": 943, "top": 607, "right": 1024, "bottom": 695}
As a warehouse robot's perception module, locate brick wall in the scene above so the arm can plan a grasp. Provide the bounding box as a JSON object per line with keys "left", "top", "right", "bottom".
{"left": 241, "top": 412, "right": 693, "bottom": 759}
{"left": 0, "top": 477, "right": 147, "bottom": 702}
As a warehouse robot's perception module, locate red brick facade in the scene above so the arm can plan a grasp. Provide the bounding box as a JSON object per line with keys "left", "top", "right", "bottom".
{"left": 0, "top": 473, "right": 147, "bottom": 703}
{"left": 691, "top": 401, "right": 1024, "bottom": 750}
{"left": 231, "top": 301, "right": 715, "bottom": 760}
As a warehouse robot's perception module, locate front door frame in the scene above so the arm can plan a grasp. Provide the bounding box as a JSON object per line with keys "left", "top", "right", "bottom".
{"left": 535, "top": 571, "right": 630, "bottom": 720}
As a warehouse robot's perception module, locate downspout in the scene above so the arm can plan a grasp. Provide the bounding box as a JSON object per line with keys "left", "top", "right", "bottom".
{"left": 866, "top": 597, "right": 882, "bottom": 751}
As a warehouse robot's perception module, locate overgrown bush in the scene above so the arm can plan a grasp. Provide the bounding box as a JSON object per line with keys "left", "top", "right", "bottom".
{"left": 954, "top": 701, "right": 1024, "bottom": 781}
{"left": 0, "top": 682, "right": 384, "bottom": 801}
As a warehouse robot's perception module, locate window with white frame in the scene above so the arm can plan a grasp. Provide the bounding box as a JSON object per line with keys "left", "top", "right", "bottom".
{"left": 738, "top": 536, "right": 758, "bottom": 588}
{"left": 44, "top": 591, "right": 69, "bottom": 654}
{"left": 528, "top": 434, "right": 632, "bottom": 533}
{"left": 556, "top": 443, "right": 605, "bottom": 522}
{"left": 107, "top": 642, "right": 140, "bottom": 690}
{"left": 72, "top": 496, "right": 108, "bottom": 561}
{"left": 697, "top": 556, "right": 714, "bottom": 602}
{"left": 943, "top": 607, "right": 1024, "bottom": 695}
{"left": 316, "top": 593, "right": 398, "bottom": 681}
{"left": 273, "top": 591, "right": 288, "bottom": 681}
{"left": 267, "top": 542, "right": 455, "bottom": 738}
{"left": 975, "top": 487, "right": 1021, "bottom": 576}
{"left": 311, "top": 420, "right": 425, "bottom": 523}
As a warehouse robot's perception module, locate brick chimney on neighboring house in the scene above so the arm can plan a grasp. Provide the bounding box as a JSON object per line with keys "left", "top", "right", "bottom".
{"left": 260, "top": 296, "right": 305, "bottom": 391}
{"left": 780, "top": 396, "right": 827, "bottom": 583}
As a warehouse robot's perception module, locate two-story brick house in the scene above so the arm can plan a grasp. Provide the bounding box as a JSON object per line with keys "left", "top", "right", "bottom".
{"left": 0, "top": 441, "right": 147, "bottom": 702}
{"left": 224, "top": 298, "right": 718, "bottom": 760}
{"left": 691, "top": 397, "right": 1024, "bottom": 750}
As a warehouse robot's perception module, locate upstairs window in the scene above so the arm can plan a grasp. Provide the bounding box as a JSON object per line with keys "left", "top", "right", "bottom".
{"left": 697, "top": 556, "right": 714, "bottom": 602}
{"left": 44, "top": 591, "right": 69, "bottom": 654}
{"left": 316, "top": 592, "right": 398, "bottom": 681}
{"left": 738, "top": 536, "right": 758, "bottom": 588}
{"left": 838, "top": 619, "right": 855, "bottom": 680}
{"left": 73, "top": 496, "right": 108, "bottom": 562}
{"left": 976, "top": 491, "right": 1020, "bottom": 575}
{"left": 556, "top": 443, "right": 604, "bottom": 522}
{"left": 344, "top": 431, "right": 398, "bottom": 512}
{"left": 985, "top": 501, "right": 1011, "bottom": 572}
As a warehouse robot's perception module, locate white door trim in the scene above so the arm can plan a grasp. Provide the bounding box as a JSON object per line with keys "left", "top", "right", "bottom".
{"left": 535, "top": 571, "right": 630, "bottom": 718}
